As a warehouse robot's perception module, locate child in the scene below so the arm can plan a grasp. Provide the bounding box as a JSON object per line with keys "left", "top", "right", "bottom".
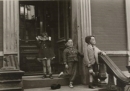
{"left": 85, "top": 36, "right": 105, "bottom": 89}
{"left": 63, "top": 39, "right": 83, "bottom": 88}
{"left": 36, "top": 32, "right": 55, "bottom": 79}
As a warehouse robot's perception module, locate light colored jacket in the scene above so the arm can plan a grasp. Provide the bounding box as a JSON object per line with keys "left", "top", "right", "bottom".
{"left": 87, "top": 44, "right": 101, "bottom": 66}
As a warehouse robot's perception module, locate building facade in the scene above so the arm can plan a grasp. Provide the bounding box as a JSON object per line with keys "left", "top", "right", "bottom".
{"left": 0, "top": 0, "right": 130, "bottom": 84}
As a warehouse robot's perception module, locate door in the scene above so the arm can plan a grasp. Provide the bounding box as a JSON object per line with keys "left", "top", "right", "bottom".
{"left": 56, "top": 1, "right": 72, "bottom": 73}
{"left": 19, "top": 1, "right": 42, "bottom": 75}
{"left": 19, "top": 1, "right": 71, "bottom": 75}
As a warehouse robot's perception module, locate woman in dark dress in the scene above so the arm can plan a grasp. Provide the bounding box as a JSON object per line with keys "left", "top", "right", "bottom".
{"left": 36, "top": 32, "right": 55, "bottom": 79}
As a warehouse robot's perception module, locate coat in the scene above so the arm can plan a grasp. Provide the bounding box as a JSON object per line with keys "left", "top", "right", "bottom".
{"left": 37, "top": 40, "right": 55, "bottom": 59}
{"left": 63, "top": 47, "right": 78, "bottom": 64}
{"left": 87, "top": 44, "right": 101, "bottom": 66}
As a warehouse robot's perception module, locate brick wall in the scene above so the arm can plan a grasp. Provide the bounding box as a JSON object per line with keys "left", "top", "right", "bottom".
{"left": 0, "top": 1, "right": 3, "bottom": 51}
{"left": 91, "top": 0, "right": 127, "bottom": 51}
{"left": 91, "top": 0, "right": 127, "bottom": 71}
{"left": 109, "top": 55, "right": 128, "bottom": 71}
{"left": 0, "top": 1, "right": 3, "bottom": 68}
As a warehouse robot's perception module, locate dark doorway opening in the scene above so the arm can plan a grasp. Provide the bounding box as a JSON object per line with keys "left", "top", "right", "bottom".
{"left": 19, "top": 1, "right": 71, "bottom": 75}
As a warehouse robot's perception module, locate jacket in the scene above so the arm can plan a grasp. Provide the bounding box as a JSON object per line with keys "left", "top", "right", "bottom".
{"left": 37, "top": 40, "right": 55, "bottom": 58}
{"left": 63, "top": 47, "right": 78, "bottom": 64}
{"left": 87, "top": 44, "right": 101, "bottom": 66}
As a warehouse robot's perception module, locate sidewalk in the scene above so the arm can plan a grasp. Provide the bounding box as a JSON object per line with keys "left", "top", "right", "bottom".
{"left": 24, "top": 85, "right": 105, "bottom": 91}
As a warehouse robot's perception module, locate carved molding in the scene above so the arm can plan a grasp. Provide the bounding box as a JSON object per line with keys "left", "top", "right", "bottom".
{"left": 125, "top": 0, "right": 130, "bottom": 65}
{"left": 0, "top": 51, "right": 3, "bottom": 56}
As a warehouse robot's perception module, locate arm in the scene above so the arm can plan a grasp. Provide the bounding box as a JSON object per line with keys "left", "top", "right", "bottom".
{"left": 78, "top": 51, "right": 84, "bottom": 58}
{"left": 87, "top": 47, "right": 95, "bottom": 67}
{"left": 36, "top": 40, "right": 42, "bottom": 48}
{"left": 95, "top": 46, "right": 106, "bottom": 55}
{"left": 63, "top": 49, "right": 69, "bottom": 69}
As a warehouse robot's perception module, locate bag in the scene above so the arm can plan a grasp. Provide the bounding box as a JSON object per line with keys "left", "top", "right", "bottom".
{"left": 51, "top": 84, "right": 61, "bottom": 90}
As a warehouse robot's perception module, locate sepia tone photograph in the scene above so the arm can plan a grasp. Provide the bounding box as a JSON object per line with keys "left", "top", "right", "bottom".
{"left": 0, "top": 0, "right": 130, "bottom": 91}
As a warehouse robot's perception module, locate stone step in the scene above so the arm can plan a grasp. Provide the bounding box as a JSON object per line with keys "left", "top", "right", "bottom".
{"left": 0, "top": 70, "right": 24, "bottom": 91}
{"left": 23, "top": 75, "right": 81, "bottom": 89}
{"left": 0, "top": 87, "right": 22, "bottom": 91}
{"left": 24, "top": 85, "right": 106, "bottom": 91}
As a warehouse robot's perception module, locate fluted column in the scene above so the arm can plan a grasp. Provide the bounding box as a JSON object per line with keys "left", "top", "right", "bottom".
{"left": 71, "top": 0, "right": 92, "bottom": 84}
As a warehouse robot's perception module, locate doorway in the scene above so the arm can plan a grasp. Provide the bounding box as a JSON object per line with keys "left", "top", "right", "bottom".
{"left": 19, "top": 1, "right": 71, "bottom": 75}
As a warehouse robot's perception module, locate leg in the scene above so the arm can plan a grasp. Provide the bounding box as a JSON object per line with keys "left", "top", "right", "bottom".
{"left": 88, "top": 67, "right": 95, "bottom": 89}
{"left": 93, "top": 63, "right": 99, "bottom": 86}
{"left": 47, "top": 59, "right": 53, "bottom": 79}
{"left": 42, "top": 59, "right": 47, "bottom": 78}
{"left": 70, "top": 62, "right": 78, "bottom": 82}
{"left": 68, "top": 62, "right": 78, "bottom": 88}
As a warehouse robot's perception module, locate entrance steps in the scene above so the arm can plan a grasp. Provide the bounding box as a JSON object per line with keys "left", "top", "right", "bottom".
{"left": 23, "top": 74, "right": 81, "bottom": 89}
{"left": 23, "top": 75, "right": 106, "bottom": 91}
{"left": 24, "top": 85, "right": 106, "bottom": 91}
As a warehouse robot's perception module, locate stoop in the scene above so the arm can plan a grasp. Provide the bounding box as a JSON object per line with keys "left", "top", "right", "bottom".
{"left": 23, "top": 75, "right": 81, "bottom": 89}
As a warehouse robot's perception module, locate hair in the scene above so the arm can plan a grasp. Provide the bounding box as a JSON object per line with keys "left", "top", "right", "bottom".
{"left": 41, "top": 32, "right": 48, "bottom": 37}
{"left": 85, "top": 35, "right": 95, "bottom": 44}
{"left": 65, "top": 38, "right": 72, "bottom": 43}
{"left": 65, "top": 38, "right": 73, "bottom": 46}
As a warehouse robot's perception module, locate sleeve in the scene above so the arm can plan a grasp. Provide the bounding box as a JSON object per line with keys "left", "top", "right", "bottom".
{"left": 36, "top": 40, "right": 41, "bottom": 48}
{"left": 63, "top": 49, "right": 68, "bottom": 64}
{"left": 77, "top": 51, "right": 84, "bottom": 57}
{"left": 95, "top": 46, "right": 101, "bottom": 53}
{"left": 47, "top": 41, "right": 52, "bottom": 47}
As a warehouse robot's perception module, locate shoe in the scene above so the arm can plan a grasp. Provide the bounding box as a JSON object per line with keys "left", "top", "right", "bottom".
{"left": 49, "top": 74, "right": 53, "bottom": 79}
{"left": 69, "top": 82, "right": 73, "bottom": 88}
{"left": 58, "top": 72, "right": 64, "bottom": 77}
{"left": 42, "top": 74, "right": 47, "bottom": 79}
{"left": 89, "top": 85, "right": 95, "bottom": 89}
{"left": 89, "top": 83, "right": 95, "bottom": 89}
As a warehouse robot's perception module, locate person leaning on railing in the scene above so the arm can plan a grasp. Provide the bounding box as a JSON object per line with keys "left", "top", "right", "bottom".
{"left": 85, "top": 35, "right": 106, "bottom": 89}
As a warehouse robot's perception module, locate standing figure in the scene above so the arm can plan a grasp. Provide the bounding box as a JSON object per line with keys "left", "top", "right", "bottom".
{"left": 85, "top": 36, "right": 105, "bottom": 89}
{"left": 36, "top": 32, "right": 55, "bottom": 79}
{"left": 63, "top": 39, "right": 83, "bottom": 88}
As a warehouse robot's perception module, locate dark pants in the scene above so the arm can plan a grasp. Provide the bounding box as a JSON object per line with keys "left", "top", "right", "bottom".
{"left": 92, "top": 63, "right": 99, "bottom": 74}
{"left": 91, "top": 63, "right": 99, "bottom": 85}
{"left": 67, "top": 61, "right": 78, "bottom": 82}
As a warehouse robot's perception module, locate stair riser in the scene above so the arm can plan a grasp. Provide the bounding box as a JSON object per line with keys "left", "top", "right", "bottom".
{"left": 0, "top": 89, "right": 23, "bottom": 91}
{"left": 0, "top": 82, "right": 22, "bottom": 88}
{"left": 23, "top": 78, "right": 69, "bottom": 89}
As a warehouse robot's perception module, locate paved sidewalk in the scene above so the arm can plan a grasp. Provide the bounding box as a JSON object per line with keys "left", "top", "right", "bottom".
{"left": 24, "top": 85, "right": 105, "bottom": 91}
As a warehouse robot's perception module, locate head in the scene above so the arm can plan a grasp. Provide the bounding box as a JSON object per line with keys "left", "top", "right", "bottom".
{"left": 85, "top": 36, "right": 96, "bottom": 45}
{"left": 65, "top": 39, "right": 73, "bottom": 47}
{"left": 41, "top": 32, "right": 49, "bottom": 41}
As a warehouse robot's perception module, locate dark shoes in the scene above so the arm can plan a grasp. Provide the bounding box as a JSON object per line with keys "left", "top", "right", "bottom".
{"left": 42, "top": 74, "right": 47, "bottom": 79}
{"left": 42, "top": 74, "right": 53, "bottom": 79}
{"left": 89, "top": 83, "right": 95, "bottom": 89}
{"left": 49, "top": 74, "right": 53, "bottom": 79}
{"left": 89, "top": 85, "right": 95, "bottom": 89}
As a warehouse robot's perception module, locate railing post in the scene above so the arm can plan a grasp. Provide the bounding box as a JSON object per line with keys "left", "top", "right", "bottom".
{"left": 107, "top": 67, "right": 117, "bottom": 91}
{"left": 98, "top": 59, "right": 107, "bottom": 87}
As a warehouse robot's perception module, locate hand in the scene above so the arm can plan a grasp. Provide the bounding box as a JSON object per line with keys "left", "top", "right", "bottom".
{"left": 51, "top": 57, "right": 55, "bottom": 60}
{"left": 65, "top": 64, "right": 69, "bottom": 69}
{"left": 88, "top": 63, "right": 91, "bottom": 67}
{"left": 38, "top": 36, "right": 42, "bottom": 40}
{"left": 89, "top": 68, "right": 93, "bottom": 74}
{"left": 101, "top": 51, "right": 106, "bottom": 55}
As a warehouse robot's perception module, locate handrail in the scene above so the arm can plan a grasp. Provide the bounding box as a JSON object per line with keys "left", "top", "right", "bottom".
{"left": 99, "top": 54, "right": 130, "bottom": 84}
